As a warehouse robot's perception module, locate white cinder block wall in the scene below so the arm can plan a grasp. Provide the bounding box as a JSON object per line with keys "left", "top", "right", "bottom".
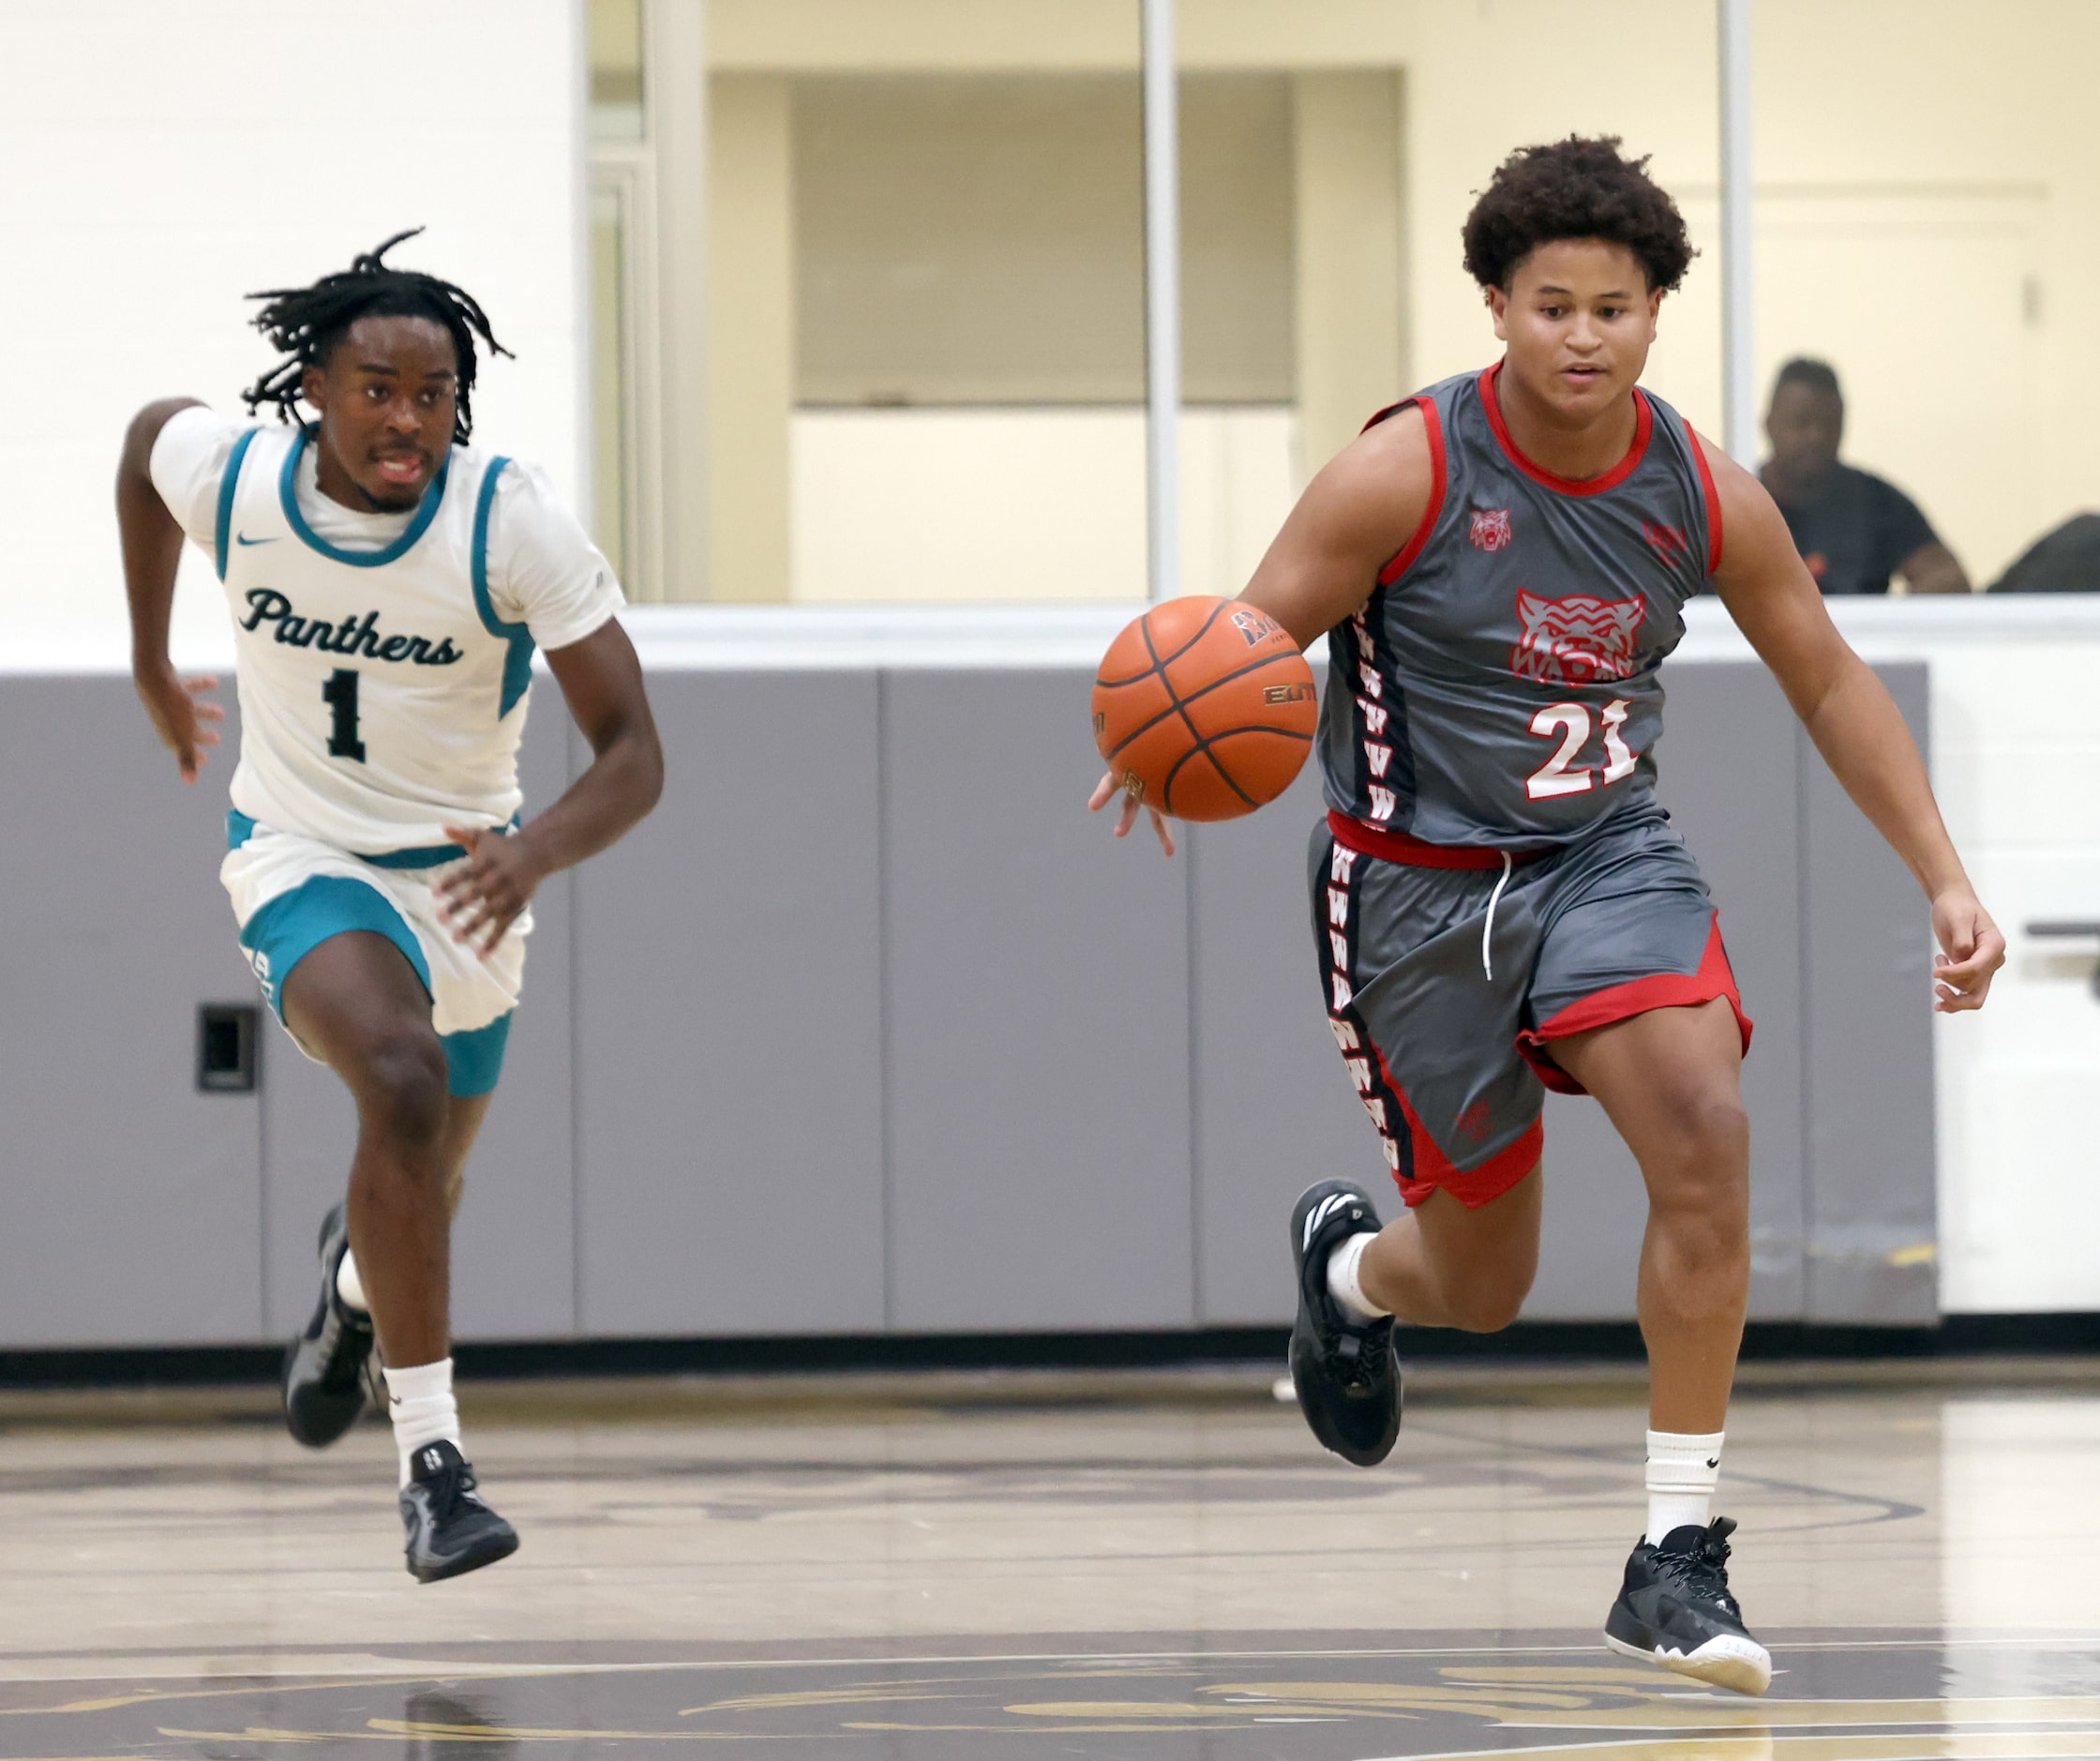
{"left": 1683, "top": 597, "right": 2100, "bottom": 1315}
{"left": 0, "top": 0, "right": 586, "bottom": 666}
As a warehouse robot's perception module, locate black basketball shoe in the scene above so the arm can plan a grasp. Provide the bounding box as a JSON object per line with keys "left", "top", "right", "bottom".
{"left": 1286, "top": 1179, "right": 1402, "bottom": 1467}
{"left": 281, "top": 1202, "right": 377, "bottom": 1449}
{"left": 1604, "top": 1516, "right": 1772, "bottom": 1695}
{"left": 399, "top": 1439, "right": 520, "bottom": 1583}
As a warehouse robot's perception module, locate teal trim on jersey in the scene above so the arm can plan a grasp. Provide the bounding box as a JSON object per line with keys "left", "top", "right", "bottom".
{"left": 361, "top": 811, "right": 525, "bottom": 868}
{"left": 278, "top": 427, "right": 451, "bottom": 567}
{"left": 237, "top": 874, "right": 430, "bottom": 1021}
{"left": 360, "top": 840, "right": 472, "bottom": 869}
{"left": 440, "top": 1011, "right": 513, "bottom": 1096}
{"left": 227, "top": 807, "right": 521, "bottom": 865}
{"left": 213, "top": 428, "right": 262, "bottom": 581}
{"left": 470, "top": 457, "right": 535, "bottom": 717}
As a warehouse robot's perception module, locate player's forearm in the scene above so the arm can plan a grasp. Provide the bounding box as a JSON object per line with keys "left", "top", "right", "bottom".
{"left": 115, "top": 399, "right": 198, "bottom": 670}
{"left": 513, "top": 725, "right": 663, "bottom": 878}
{"left": 1800, "top": 656, "right": 1971, "bottom": 898}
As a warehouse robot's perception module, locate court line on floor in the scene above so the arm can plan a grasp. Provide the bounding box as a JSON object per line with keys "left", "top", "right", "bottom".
{"left": 3, "top": 1633, "right": 2098, "bottom": 1685}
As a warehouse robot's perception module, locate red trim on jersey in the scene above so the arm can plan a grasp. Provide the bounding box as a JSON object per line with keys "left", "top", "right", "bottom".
{"left": 1359, "top": 397, "right": 1448, "bottom": 587}
{"left": 1328, "top": 810, "right": 1550, "bottom": 872}
{"left": 1375, "top": 1047, "right": 1543, "bottom": 1210}
{"left": 1478, "top": 361, "right": 1652, "bottom": 498}
{"left": 1515, "top": 912, "right": 1753, "bottom": 1095}
{"left": 1689, "top": 429, "right": 1724, "bottom": 575}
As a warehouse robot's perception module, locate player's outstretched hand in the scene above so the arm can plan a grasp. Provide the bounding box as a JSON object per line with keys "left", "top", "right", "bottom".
{"left": 1088, "top": 768, "right": 1176, "bottom": 857}
{"left": 133, "top": 664, "right": 224, "bottom": 784}
{"left": 1930, "top": 886, "right": 2005, "bottom": 1013}
{"left": 437, "top": 823, "right": 547, "bottom": 959}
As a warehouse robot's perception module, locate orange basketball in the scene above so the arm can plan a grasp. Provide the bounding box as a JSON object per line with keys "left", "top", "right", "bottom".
{"left": 1091, "top": 595, "right": 1318, "bottom": 821}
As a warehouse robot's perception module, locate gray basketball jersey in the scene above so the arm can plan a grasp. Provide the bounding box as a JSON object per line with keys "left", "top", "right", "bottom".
{"left": 1318, "top": 363, "right": 1720, "bottom": 849}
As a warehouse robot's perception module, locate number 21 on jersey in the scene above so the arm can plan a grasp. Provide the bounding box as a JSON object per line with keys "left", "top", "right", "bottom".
{"left": 1525, "top": 698, "right": 1635, "bottom": 800}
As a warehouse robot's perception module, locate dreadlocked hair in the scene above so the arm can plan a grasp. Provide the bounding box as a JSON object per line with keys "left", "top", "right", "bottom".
{"left": 242, "top": 229, "right": 511, "bottom": 445}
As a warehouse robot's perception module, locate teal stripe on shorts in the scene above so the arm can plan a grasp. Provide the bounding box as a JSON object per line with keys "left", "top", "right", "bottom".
{"left": 441, "top": 1013, "right": 514, "bottom": 1097}
{"left": 237, "top": 875, "right": 431, "bottom": 1020}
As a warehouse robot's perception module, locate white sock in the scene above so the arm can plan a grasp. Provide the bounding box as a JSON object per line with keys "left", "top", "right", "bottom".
{"left": 1645, "top": 1427, "right": 1724, "bottom": 1543}
{"left": 335, "top": 1248, "right": 368, "bottom": 1314}
{"left": 384, "top": 1358, "right": 462, "bottom": 1488}
{"left": 1326, "top": 1231, "right": 1390, "bottom": 1322}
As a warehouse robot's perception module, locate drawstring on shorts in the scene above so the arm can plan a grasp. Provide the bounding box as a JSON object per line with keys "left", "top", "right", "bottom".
{"left": 1481, "top": 850, "right": 1514, "bottom": 981}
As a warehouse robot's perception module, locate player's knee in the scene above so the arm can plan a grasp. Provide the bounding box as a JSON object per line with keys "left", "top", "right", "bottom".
{"left": 1649, "top": 1087, "right": 1750, "bottom": 1192}
{"left": 1649, "top": 1103, "right": 1751, "bottom": 1261}
{"left": 1445, "top": 1279, "right": 1530, "bottom": 1333}
{"left": 1439, "top": 1255, "right": 1536, "bottom": 1332}
{"left": 355, "top": 1035, "right": 450, "bottom": 1150}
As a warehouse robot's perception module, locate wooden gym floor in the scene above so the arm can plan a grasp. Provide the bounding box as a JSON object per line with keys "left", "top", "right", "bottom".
{"left": 0, "top": 1358, "right": 2096, "bottom": 1758}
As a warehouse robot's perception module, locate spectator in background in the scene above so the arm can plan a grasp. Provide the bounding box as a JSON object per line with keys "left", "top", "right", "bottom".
{"left": 1988, "top": 513, "right": 2100, "bottom": 593}
{"left": 1761, "top": 358, "right": 1971, "bottom": 595}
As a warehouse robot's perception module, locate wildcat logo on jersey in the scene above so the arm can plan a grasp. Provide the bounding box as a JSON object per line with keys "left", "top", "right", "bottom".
{"left": 1643, "top": 519, "right": 1688, "bottom": 560}
{"left": 1230, "top": 606, "right": 1282, "bottom": 647}
{"left": 1469, "top": 507, "right": 1513, "bottom": 552}
{"left": 1509, "top": 590, "right": 1644, "bottom": 684}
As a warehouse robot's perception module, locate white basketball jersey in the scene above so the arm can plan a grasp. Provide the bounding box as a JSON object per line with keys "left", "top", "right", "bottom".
{"left": 215, "top": 426, "right": 539, "bottom": 853}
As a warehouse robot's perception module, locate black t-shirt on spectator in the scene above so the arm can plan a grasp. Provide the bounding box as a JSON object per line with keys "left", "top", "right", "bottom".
{"left": 1762, "top": 463, "right": 1938, "bottom": 595}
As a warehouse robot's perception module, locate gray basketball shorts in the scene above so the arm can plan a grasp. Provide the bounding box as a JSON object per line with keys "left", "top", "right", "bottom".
{"left": 1309, "top": 804, "right": 1751, "bottom": 1211}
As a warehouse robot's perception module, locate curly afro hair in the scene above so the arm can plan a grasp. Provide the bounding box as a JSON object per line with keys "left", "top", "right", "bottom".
{"left": 1462, "top": 136, "right": 1695, "bottom": 293}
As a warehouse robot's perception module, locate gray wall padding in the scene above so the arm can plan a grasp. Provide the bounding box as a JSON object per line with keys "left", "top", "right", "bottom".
{"left": 0, "top": 660, "right": 1935, "bottom": 1345}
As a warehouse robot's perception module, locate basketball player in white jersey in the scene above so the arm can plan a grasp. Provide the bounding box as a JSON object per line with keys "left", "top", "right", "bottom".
{"left": 114, "top": 233, "right": 664, "bottom": 1581}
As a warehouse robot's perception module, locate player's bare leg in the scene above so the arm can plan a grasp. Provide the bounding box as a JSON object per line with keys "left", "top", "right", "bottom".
{"left": 1354, "top": 1167, "right": 1542, "bottom": 1333}
{"left": 282, "top": 931, "right": 518, "bottom": 1582}
{"left": 283, "top": 932, "right": 457, "bottom": 1370}
{"left": 439, "top": 1092, "right": 492, "bottom": 1224}
{"left": 1549, "top": 997, "right": 1750, "bottom": 1434}
{"left": 1549, "top": 996, "right": 1767, "bottom": 1693}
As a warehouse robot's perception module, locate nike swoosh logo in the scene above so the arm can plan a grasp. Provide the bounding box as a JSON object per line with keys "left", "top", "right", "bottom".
{"left": 234, "top": 532, "right": 278, "bottom": 547}
{"left": 1706, "top": 1457, "right": 1720, "bottom": 1468}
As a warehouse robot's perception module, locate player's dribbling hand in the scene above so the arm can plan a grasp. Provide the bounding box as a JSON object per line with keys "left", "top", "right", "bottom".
{"left": 436, "top": 823, "right": 547, "bottom": 959}
{"left": 133, "top": 663, "right": 224, "bottom": 784}
{"left": 1088, "top": 768, "right": 1176, "bottom": 857}
{"left": 1929, "top": 887, "right": 2005, "bottom": 1013}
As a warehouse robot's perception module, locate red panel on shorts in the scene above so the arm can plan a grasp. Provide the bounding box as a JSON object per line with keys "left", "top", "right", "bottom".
{"left": 1515, "top": 911, "right": 1753, "bottom": 1096}
{"left": 1369, "top": 1040, "right": 1544, "bottom": 1211}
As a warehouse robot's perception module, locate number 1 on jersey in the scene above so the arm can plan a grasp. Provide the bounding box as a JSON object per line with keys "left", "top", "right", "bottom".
{"left": 322, "top": 669, "right": 367, "bottom": 763}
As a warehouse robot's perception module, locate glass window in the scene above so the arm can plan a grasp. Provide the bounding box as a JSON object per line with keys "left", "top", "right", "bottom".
{"left": 587, "top": 0, "right": 656, "bottom": 596}
{"left": 589, "top": 2, "right": 2087, "bottom": 606}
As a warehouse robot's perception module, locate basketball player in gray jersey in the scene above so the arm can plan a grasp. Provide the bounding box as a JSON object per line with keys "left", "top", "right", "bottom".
{"left": 1092, "top": 137, "right": 2003, "bottom": 1693}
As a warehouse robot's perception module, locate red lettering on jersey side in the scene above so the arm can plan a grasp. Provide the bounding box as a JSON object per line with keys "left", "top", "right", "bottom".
{"left": 1470, "top": 507, "right": 1513, "bottom": 552}
{"left": 1509, "top": 590, "right": 1644, "bottom": 685}
{"left": 1643, "top": 519, "right": 1688, "bottom": 559}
